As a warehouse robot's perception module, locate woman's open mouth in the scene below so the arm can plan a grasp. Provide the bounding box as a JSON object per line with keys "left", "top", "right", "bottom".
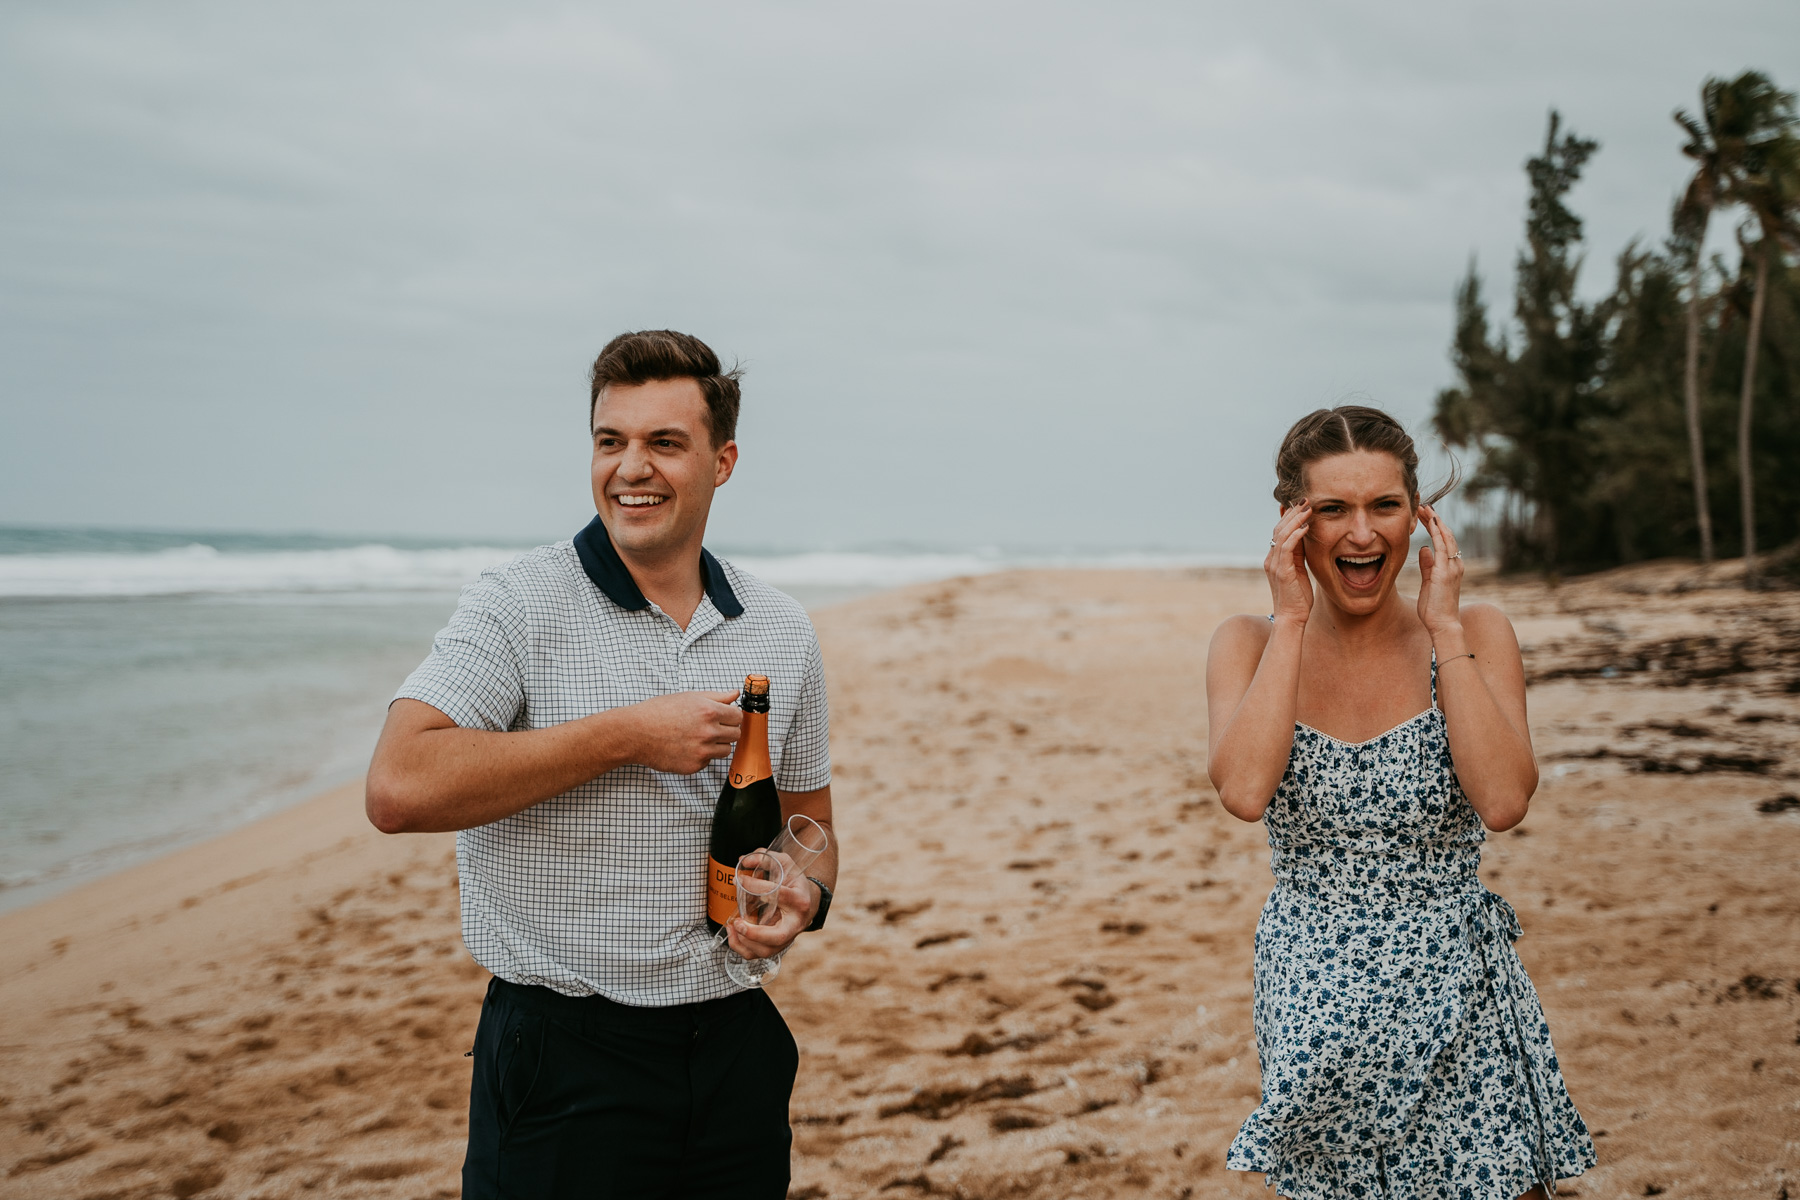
{"left": 1335, "top": 553, "right": 1384, "bottom": 590}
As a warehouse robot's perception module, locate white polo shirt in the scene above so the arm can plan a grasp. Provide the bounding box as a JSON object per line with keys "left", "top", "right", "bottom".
{"left": 396, "top": 517, "right": 831, "bottom": 1006}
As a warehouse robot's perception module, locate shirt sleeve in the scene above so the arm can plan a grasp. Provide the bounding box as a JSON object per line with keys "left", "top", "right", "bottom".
{"left": 776, "top": 624, "right": 832, "bottom": 792}
{"left": 394, "top": 572, "right": 530, "bottom": 732}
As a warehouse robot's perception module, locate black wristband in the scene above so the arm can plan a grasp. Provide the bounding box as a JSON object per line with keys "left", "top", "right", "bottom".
{"left": 805, "top": 877, "right": 832, "bottom": 931}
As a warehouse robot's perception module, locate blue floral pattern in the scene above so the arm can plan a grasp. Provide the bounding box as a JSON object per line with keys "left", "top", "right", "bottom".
{"left": 1227, "top": 665, "right": 1595, "bottom": 1198}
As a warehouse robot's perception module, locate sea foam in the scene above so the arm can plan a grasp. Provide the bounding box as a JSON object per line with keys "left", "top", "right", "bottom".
{"left": 0, "top": 541, "right": 1255, "bottom": 599}
{"left": 0, "top": 544, "right": 523, "bottom": 598}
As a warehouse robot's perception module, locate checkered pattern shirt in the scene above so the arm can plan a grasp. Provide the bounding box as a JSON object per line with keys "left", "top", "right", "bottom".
{"left": 395, "top": 520, "right": 831, "bottom": 1006}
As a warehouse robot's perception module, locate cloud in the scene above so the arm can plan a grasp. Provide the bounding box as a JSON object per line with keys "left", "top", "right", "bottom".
{"left": 1, "top": 0, "right": 1795, "bottom": 550}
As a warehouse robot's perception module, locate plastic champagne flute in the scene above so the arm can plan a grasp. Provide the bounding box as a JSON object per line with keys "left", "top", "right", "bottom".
{"left": 723, "top": 849, "right": 786, "bottom": 989}
{"left": 762, "top": 814, "right": 829, "bottom": 972}
{"left": 768, "top": 813, "right": 829, "bottom": 879}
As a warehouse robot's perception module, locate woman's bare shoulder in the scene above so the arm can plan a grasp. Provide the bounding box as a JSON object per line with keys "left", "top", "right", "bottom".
{"left": 1458, "top": 601, "right": 1523, "bottom": 660}
{"left": 1210, "top": 613, "right": 1275, "bottom": 653}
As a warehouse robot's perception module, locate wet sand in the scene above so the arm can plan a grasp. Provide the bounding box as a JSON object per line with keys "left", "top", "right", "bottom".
{"left": 2, "top": 565, "right": 1796, "bottom": 1198}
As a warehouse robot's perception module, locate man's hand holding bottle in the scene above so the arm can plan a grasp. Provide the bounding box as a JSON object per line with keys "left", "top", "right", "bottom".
{"left": 611, "top": 690, "right": 744, "bottom": 775}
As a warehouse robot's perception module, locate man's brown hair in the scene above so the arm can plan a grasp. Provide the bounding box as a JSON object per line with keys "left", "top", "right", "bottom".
{"left": 589, "top": 330, "right": 742, "bottom": 448}
{"left": 1273, "top": 404, "right": 1457, "bottom": 507}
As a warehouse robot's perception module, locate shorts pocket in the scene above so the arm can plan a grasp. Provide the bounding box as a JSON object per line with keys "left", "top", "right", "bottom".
{"left": 496, "top": 1013, "right": 546, "bottom": 1143}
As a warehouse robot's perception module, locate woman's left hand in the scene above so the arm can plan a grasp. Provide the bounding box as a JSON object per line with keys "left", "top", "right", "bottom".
{"left": 1415, "top": 504, "right": 1464, "bottom": 639}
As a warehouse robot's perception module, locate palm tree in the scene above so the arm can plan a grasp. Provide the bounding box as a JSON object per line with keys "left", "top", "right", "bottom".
{"left": 1673, "top": 72, "right": 1795, "bottom": 566}
{"left": 1729, "top": 129, "right": 1800, "bottom": 586}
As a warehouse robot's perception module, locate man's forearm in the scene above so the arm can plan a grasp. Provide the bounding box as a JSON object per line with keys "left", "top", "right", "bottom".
{"left": 368, "top": 690, "right": 744, "bottom": 835}
{"left": 367, "top": 704, "right": 639, "bottom": 834}
{"left": 809, "top": 841, "right": 839, "bottom": 893}
{"left": 774, "top": 787, "right": 837, "bottom": 926}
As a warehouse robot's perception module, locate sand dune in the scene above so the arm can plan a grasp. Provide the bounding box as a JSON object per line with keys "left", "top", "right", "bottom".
{"left": 2, "top": 566, "right": 1796, "bottom": 1198}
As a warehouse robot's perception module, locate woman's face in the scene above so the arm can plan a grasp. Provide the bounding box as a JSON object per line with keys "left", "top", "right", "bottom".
{"left": 1283, "top": 450, "right": 1417, "bottom": 615}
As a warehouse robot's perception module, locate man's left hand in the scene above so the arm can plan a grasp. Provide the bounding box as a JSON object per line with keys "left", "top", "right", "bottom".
{"left": 725, "top": 871, "right": 816, "bottom": 960}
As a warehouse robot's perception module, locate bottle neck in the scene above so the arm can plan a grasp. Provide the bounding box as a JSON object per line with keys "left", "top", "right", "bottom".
{"left": 727, "top": 707, "right": 773, "bottom": 788}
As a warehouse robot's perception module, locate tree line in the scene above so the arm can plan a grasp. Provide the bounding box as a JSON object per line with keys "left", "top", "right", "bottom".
{"left": 1433, "top": 71, "right": 1800, "bottom": 583}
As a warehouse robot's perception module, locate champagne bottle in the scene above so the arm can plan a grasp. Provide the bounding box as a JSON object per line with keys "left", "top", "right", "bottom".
{"left": 706, "top": 674, "right": 782, "bottom": 935}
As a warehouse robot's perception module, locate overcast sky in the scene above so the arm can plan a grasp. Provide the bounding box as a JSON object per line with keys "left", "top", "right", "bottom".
{"left": 3, "top": 1, "right": 1796, "bottom": 553}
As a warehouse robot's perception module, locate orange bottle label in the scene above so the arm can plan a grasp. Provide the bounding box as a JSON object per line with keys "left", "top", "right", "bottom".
{"left": 727, "top": 710, "right": 772, "bottom": 788}
{"left": 707, "top": 857, "right": 738, "bottom": 927}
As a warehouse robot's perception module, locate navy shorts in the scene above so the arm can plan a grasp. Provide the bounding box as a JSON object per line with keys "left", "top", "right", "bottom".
{"left": 462, "top": 977, "right": 798, "bottom": 1200}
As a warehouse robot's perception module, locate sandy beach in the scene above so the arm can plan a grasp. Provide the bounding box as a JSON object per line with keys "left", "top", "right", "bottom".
{"left": 3, "top": 566, "right": 1797, "bottom": 1199}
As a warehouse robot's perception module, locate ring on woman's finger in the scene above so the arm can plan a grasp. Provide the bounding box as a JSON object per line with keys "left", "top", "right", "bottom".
{"left": 1450, "top": 551, "right": 1463, "bottom": 559}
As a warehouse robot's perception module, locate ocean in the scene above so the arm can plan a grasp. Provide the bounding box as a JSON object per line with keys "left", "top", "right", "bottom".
{"left": 0, "top": 526, "right": 1249, "bottom": 912}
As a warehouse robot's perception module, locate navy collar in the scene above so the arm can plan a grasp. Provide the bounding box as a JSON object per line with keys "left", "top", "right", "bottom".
{"left": 572, "top": 516, "right": 744, "bottom": 618}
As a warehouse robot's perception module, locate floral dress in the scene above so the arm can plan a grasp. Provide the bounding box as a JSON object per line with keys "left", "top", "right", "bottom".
{"left": 1227, "top": 659, "right": 1595, "bottom": 1198}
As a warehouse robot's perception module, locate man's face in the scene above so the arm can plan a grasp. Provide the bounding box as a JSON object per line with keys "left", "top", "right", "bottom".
{"left": 590, "top": 378, "right": 737, "bottom": 562}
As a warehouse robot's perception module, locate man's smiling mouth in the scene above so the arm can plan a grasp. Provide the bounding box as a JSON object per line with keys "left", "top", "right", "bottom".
{"left": 616, "top": 495, "right": 667, "bottom": 508}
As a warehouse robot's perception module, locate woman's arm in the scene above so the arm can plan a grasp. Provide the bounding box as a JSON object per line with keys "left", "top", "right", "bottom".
{"left": 1433, "top": 607, "right": 1537, "bottom": 830}
{"left": 1416, "top": 507, "right": 1538, "bottom": 831}
{"left": 1207, "top": 616, "right": 1306, "bottom": 821}
{"left": 1206, "top": 502, "right": 1313, "bottom": 821}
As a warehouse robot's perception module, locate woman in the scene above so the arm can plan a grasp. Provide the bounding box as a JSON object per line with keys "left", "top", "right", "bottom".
{"left": 1206, "top": 407, "right": 1594, "bottom": 1198}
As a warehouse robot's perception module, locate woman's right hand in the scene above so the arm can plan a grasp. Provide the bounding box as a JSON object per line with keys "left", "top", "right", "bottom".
{"left": 1263, "top": 501, "right": 1313, "bottom": 626}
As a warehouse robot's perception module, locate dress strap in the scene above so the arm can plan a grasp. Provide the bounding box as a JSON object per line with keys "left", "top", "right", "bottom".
{"left": 1430, "top": 649, "right": 1439, "bottom": 709}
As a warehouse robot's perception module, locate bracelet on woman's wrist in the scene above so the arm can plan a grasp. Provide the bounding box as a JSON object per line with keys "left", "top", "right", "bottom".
{"left": 1439, "top": 652, "right": 1475, "bottom": 665}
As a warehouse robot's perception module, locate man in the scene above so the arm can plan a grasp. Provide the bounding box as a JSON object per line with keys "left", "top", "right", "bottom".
{"left": 365, "top": 329, "right": 836, "bottom": 1200}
